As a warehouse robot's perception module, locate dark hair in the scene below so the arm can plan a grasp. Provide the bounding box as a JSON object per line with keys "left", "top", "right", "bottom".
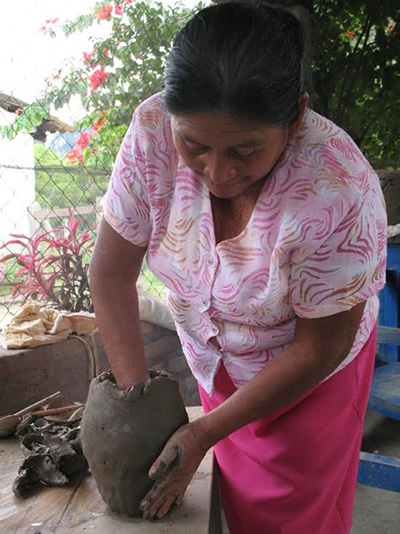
{"left": 163, "top": 1, "right": 306, "bottom": 126}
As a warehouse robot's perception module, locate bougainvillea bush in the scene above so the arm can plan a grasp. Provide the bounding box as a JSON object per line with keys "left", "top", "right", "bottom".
{"left": 40, "top": 0, "right": 201, "bottom": 168}
{"left": 0, "top": 213, "right": 95, "bottom": 312}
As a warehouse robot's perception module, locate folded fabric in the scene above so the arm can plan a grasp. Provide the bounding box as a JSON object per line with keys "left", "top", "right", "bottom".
{"left": 3, "top": 288, "right": 175, "bottom": 350}
{"left": 4, "top": 301, "right": 97, "bottom": 349}
{"left": 137, "top": 288, "right": 175, "bottom": 331}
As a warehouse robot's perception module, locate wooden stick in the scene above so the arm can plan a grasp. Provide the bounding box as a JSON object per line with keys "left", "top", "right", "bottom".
{"left": 32, "top": 405, "right": 85, "bottom": 417}
{"left": 13, "top": 391, "right": 62, "bottom": 417}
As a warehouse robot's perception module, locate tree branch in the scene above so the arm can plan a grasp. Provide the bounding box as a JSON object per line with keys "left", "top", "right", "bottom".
{"left": 336, "top": 16, "right": 373, "bottom": 124}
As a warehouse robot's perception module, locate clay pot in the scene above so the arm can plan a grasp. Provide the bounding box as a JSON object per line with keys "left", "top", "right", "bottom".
{"left": 80, "top": 369, "right": 188, "bottom": 516}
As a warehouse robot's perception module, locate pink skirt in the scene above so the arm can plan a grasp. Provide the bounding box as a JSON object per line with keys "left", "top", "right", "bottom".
{"left": 199, "top": 326, "right": 377, "bottom": 534}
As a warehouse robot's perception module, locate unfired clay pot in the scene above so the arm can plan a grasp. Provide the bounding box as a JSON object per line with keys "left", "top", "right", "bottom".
{"left": 80, "top": 369, "right": 188, "bottom": 516}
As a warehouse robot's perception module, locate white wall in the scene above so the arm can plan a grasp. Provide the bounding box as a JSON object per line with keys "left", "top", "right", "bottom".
{"left": 0, "top": 109, "right": 35, "bottom": 247}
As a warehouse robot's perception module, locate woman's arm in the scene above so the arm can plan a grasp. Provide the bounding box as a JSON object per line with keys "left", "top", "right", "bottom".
{"left": 89, "top": 218, "right": 148, "bottom": 389}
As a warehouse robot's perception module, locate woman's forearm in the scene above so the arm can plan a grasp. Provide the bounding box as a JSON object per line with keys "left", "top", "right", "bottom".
{"left": 194, "top": 304, "right": 365, "bottom": 450}
{"left": 194, "top": 341, "right": 330, "bottom": 447}
{"left": 90, "top": 273, "right": 149, "bottom": 389}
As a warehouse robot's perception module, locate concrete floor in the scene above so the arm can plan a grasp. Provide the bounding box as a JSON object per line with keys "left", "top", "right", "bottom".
{"left": 351, "top": 409, "right": 400, "bottom": 534}
{"left": 352, "top": 485, "right": 399, "bottom": 534}
{"left": 221, "top": 487, "right": 400, "bottom": 534}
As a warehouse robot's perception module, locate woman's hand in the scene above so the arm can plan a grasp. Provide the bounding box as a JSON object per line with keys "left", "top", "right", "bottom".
{"left": 140, "top": 420, "right": 211, "bottom": 520}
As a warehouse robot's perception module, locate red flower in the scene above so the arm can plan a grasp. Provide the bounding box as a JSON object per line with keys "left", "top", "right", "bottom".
{"left": 67, "top": 148, "right": 84, "bottom": 164}
{"left": 93, "top": 116, "right": 106, "bottom": 131}
{"left": 89, "top": 67, "right": 108, "bottom": 91}
{"left": 83, "top": 51, "right": 92, "bottom": 64}
{"left": 83, "top": 51, "right": 99, "bottom": 68}
{"left": 115, "top": 4, "right": 123, "bottom": 15}
{"left": 96, "top": 4, "right": 113, "bottom": 21}
{"left": 347, "top": 30, "right": 355, "bottom": 38}
{"left": 76, "top": 131, "right": 93, "bottom": 150}
{"left": 40, "top": 17, "right": 59, "bottom": 33}
{"left": 386, "top": 23, "right": 396, "bottom": 35}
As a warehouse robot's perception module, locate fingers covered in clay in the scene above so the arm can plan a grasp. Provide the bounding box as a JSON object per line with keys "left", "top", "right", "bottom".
{"left": 140, "top": 422, "right": 209, "bottom": 519}
{"left": 81, "top": 369, "right": 188, "bottom": 517}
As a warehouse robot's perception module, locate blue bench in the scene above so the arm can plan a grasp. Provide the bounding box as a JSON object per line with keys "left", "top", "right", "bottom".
{"left": 357, "top": 244, "right": 400, "bottom": 492}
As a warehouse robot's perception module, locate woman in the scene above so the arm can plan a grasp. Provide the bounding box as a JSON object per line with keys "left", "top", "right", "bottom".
{"left": 89, "top": 3, "right": 387, "bottom": 533}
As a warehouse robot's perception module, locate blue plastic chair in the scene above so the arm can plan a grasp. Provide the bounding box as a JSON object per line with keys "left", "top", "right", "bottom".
{"left": 357, "top": 243, "right": 400, "bottom": 492}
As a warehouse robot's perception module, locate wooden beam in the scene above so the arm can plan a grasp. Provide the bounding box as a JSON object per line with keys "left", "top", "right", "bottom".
{"left": 0, "top": 91, "right": 75, "bottom": 133}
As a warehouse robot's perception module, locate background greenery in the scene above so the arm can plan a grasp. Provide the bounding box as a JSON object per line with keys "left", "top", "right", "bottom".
{"left": 310, "top": 0, "right": 399, "bottom": 169}
{"left": 36, "top": 0, "right": 399, "bottom": 169}
{"left": 35, "top": 144, "right": 109, "bottom": 210}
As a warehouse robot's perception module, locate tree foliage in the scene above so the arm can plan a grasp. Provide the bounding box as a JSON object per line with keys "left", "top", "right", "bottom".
{"left": 310, "top": 0, "right": 399, "bottom": 168}
{"left": 39, "top": 0, "right": 200, "bottom": 168}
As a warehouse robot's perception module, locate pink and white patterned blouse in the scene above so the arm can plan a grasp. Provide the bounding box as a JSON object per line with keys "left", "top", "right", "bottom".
{"left": 104, "top": 92, "right": 387, "bottom": 395}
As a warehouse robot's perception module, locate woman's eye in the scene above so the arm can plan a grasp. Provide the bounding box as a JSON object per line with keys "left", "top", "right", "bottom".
{"left": 230, "top": 148, "right": 257, "bottom": 160}
{"left": 186, "top": 144, "right": 208, "bottom": 156}
{"left": 184, "top": 142, "right": 258, "bottom": 159}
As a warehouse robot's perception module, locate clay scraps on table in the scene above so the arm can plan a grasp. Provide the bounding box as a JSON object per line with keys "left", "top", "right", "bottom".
{"left": 13, "top": 409, "right": 88, "bottom": 498}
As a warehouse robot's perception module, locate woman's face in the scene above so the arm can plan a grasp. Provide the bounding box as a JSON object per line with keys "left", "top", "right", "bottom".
{"left": 171, "top": 111, "right": 290, "bottom": 199}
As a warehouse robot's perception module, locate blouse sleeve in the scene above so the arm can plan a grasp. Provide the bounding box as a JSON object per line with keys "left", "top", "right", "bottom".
{"left": 103, "top": 111, "right": 151, "bottom": 247}
{"left": 289, "top": 173, "right": 387, "bottom": 319}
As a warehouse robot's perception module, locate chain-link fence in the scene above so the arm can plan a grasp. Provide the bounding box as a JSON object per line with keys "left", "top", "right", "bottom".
{"left": 0, "top": 0, "right": 203, "bottom": 333}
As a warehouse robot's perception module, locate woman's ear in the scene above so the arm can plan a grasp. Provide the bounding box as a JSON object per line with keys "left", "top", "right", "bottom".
{"left": 289, "top": 92, "right": 310, "bottom": 136}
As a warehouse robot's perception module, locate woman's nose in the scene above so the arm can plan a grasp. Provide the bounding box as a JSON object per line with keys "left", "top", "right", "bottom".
{"left": 203, "top": 156, "right": 237, "bottom": 184}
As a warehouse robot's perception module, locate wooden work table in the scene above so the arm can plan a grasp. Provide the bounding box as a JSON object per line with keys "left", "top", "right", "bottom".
{"left": 0, "top": 407, "right": 223, "bottom": 534}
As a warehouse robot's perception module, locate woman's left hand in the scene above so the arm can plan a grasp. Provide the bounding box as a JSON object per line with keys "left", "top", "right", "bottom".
{"left": 140, "top": 420, "right": 210, "bottom": 520}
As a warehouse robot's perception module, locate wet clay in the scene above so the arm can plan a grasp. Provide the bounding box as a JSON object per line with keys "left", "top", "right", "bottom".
{"left": 13, "top": 423, "right": 87, "bottom": 497}
{"left": 80, "top": 369, "right": 189, "bottom": 516}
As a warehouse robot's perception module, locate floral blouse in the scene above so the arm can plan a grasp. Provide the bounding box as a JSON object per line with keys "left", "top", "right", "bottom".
{"left": 103, "top": 92, "right": 387, "bottom": 395}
